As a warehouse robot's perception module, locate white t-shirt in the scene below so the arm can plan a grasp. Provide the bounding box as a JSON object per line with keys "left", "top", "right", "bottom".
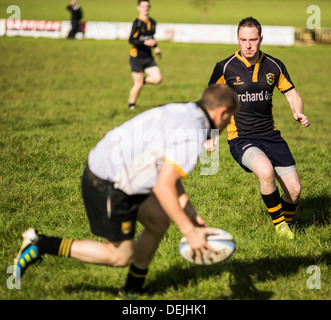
{"left": 88, "top": 102, "right": 214, "bottom": 195}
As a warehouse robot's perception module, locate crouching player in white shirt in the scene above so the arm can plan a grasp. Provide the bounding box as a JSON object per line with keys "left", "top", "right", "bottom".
{"left": 13, "top": 84, "right": 239, "bottom": 295}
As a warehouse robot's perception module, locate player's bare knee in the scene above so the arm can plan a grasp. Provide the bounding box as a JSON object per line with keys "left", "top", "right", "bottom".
{"left": 154, "top": 76, "right": 162, "bottom": 85}
{"left": 147, "top": 72, "right": 162, "bottom": 84}
{"left": 104, "top": 242, "right": 133, "bottom": 267}
{"left": 290, "top": 184, "right": 301, "bottom": 203}
{"left": 259, "top": 168, "right": 275, "bottom": 186}
{"left": 112, "top": 250, "right": 133, "bottom": 267}
{"left": 114, "top": 255, "right": 133, "bottom": 267}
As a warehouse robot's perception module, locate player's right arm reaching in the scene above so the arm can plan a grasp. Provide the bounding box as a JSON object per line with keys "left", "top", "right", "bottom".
{"left": 152, "top": 163, "right": 215, "bottom": 261}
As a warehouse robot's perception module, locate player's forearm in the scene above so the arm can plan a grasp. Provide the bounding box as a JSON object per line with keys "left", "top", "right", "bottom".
{"left": 153, "top": 183, "right": 194, "bottom": 236}
{"left": 285, "top": 88, "right": 310, "bottom": 127}
{"left": 129, "top": 37, "right": 144, "bottom": 46}
{"left": 176, "top": 180, "right": 200, "bottom": 225}
{"left": 286, "top": 88, "right": 304, "bottom": 114}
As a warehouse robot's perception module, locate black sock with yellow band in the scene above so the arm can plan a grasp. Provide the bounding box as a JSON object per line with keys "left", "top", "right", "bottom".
{"left": 58, "top": 239, "right": 73, "bottom": 257}
{"left": 281, "top": 198, "right": 298, "bottom": 225}
{"left": 124, "top": 263, "right": 148, "bottom": 293}
{"left": 37, "top": 235, "right": 73, "bottom": 258}
{"left": 261, "top": 188, "right": 285, "bottom": 226}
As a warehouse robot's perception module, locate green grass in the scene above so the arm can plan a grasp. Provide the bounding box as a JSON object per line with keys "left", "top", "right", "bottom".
{"left": 0, "top": 36, "right": 330, "bottom": 300}
{"left": 0, "top": 0, "right": 331, "bottom": 27}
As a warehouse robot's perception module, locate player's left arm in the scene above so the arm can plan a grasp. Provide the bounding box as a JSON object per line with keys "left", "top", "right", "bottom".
{"left": 284, "top": 88, "right": 310, "bottom": 127}
{"left": 154, "top": 46, "right": 161, "bottom": 59}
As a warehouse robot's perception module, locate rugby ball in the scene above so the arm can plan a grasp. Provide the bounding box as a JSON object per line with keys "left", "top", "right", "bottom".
{"left": 178, "top": 228, "right": 236, "bottom": 265}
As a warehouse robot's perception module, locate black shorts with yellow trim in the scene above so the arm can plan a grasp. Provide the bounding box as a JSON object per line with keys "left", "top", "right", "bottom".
{"left": 81, "top": 166, "right": 149, "bottom": 242}
{"left": 228, "top": 130, "right": 296, "bottom": 173}
{"left": 129, "top": 56, "right": 157, "bottom": 73}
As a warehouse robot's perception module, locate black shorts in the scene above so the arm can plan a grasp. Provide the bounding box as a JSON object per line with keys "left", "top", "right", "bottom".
{"left": 129, "top": 56, "right": 157, "bottom": 73}
{"left": 81, "top": 166, "right": 149, "bottom": 242}
{"left": 228, "top": 130, "right": 296, "bottom": 173}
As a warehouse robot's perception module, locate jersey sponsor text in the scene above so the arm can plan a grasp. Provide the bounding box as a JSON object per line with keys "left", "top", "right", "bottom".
{"left": 237, "top": 90, "right": 272, "bottom": 103}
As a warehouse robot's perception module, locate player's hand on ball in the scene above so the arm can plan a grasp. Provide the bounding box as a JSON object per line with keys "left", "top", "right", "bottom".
{"left": 179, "top": 228, "right": 236, "bottom": 265}
{"left": 185, "top": 227, "right": 217, "bottom": 263}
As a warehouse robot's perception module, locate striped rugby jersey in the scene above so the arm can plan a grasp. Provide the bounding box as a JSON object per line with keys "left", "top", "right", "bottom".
{"left": 129, "top": 17, "right": 157, "bottom": 58}
{"left": 208, "top": 50, "right": 294, "bottom": 140}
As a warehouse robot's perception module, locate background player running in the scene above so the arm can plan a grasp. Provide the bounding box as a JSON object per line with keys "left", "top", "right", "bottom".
{"left": 14, "top": 85, "right": 239, "bottom": 295}
{"left": 128, "top": 0, "right": 162, "bottom": 110}
{"left": 208, "top": 17, "right": 310, "bottom": 240}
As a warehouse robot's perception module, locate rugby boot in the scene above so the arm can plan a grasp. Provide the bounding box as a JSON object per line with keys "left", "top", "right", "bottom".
{"left": 275, "top": 220, "right": 294, "bottom": 240}
{"left": 13, "top": 228, "right": 41, "bottom": 280}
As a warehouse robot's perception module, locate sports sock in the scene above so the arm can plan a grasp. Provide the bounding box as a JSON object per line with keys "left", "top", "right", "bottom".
{"left": 37, "top": 235, "right": 73, "bottom": 258}
{"left": 124, "top": 263, "right": 148, "bottom": 293}
{"left": 281, "top": 198, "right": 298, "bottom": 225}
{"left": 261, "top": 188, "right": 285, "bottom": 226}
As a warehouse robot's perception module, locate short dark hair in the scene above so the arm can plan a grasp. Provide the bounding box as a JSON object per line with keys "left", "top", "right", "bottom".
{"left": 199, "top": 84, "right": 239, "bottom": 113}
{"left": 138, "top": 0, "right": 150, "bottom": 4}
{"left": 237, "top": 17, "right": 262, "bottom": 36}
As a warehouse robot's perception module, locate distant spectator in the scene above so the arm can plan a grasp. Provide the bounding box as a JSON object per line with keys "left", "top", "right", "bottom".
{"left": 67, "top": 1, "right": 83, "bottom": 39}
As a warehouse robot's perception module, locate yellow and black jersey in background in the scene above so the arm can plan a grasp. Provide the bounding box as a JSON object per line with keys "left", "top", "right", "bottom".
{"left": 129, "top": 17, "right": 157, "bottom": 58}
{"left": 208, "top": 51, "right": 294, "bottom": 140}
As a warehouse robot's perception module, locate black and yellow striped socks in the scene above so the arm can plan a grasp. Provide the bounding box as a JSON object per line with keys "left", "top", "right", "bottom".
{"left": 37, "top": 235, "right": 73, "bottom": 258}
{"left": 282, "top": 198, "right": 298, "bottom": 225}
{"left": 58, "top": 239, "right": 73, "bottom": 257}
{"left": 124, "top": 263, "right": 148, "bottom": 293}
{"left": 261, "top": 188, "right": 285, "bottom": 226}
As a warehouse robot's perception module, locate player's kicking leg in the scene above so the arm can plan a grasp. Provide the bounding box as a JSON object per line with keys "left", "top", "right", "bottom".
{"left": 13, "top": 228, "right": 134, "bottom": 281}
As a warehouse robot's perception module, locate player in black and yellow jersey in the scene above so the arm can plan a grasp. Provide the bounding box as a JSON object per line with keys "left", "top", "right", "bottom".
{"left": 208, "top": 17, "right": 310, "bottom": 239}
{"left": 128, "top": 0, "right": 162, "bottom": 110}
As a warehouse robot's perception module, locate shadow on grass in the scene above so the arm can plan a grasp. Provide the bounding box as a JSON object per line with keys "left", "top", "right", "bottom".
{"left": 294, "top": 195, "right": 330, "bottom": 227}
{"left": 147, "top": 253, "right": 331, "bottom": 299}
{"left": 64, "top": 283, "right": 119, "bottom": 296}
{"left": 63, "top": 253, "right": 330, "bottom": 299}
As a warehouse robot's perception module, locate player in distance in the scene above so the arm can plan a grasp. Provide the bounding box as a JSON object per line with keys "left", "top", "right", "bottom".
{"left": 128, "top": 0, "right": 162, "bottom": 110}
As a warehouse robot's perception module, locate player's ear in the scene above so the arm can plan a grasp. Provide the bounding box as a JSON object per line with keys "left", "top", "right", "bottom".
{"left": 220, "top": 106, "right": 234, "bottom": 128}
{"left": 218, "top": 106, "right": 227, "bottom": 120}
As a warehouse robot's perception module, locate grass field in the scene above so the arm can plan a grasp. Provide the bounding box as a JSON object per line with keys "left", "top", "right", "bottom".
{"left": 1, "top": 0, "right": 331, "bottom": 27}
{"left": 0, "top": 1, "right": 330, "bottom": 301}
